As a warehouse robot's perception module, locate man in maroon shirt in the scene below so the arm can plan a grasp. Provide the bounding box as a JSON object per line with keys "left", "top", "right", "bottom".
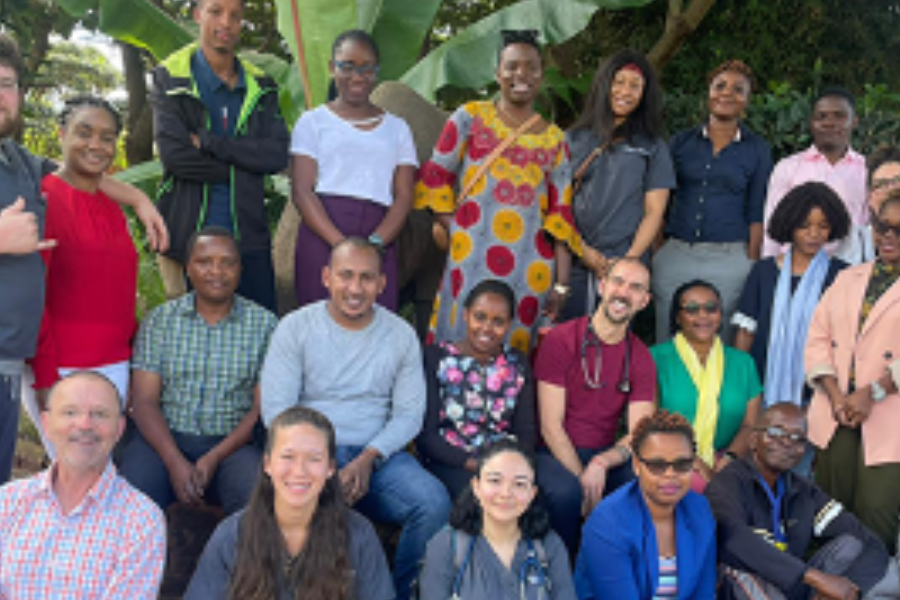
{"left": 535, "top": 257, "right": 657, "bottom": 554}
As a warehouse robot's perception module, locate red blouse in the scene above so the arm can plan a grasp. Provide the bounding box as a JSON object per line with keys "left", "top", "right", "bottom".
{"left": 31, "top": 174, "right": 138, "bottom": 388}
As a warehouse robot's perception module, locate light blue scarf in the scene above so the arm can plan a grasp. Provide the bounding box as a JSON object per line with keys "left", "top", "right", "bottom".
{"left": 764, "top": 249, "right": 829, "bottom": 406}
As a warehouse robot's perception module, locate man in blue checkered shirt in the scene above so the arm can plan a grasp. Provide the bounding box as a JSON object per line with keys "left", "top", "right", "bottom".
{"left": 118, "top": 226, "right": 277, "bottom": 515}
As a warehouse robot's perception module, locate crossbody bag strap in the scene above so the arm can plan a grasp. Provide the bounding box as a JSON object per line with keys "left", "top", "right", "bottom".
{"left": 571, "top": 140, "right": 610, "bottom": 195}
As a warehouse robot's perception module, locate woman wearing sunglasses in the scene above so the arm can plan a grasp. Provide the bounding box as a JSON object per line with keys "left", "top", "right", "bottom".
{"left": 651, "top": 280, "right": 762, "bottom": 491}
{"left": 417, "top": 438, "right": 576, "bottom": 600}
{"left": 291, "top": 29, "right": 417, "bottom": 311}
{"left": 805, "top": 191, "right": 900, "bottom": 553}
{"left": 732, "top": 182, "right": 850, "bottom": 404}
{"left": 574, "top": 410, "right": 716, "bottom": 600}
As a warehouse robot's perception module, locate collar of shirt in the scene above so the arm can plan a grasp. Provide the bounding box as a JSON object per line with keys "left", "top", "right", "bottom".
{"left": 799, "top": 144, "right": 865, "bottom": 167}
{"left": 193, "top": 48, "right": 246, "bottom": 95}
{"left": 34, "top": 461, "right": 119, "bottom": 514}
{"left": 177, "top": 290, "right": 244, "bottom": 323}
{"left": 701, "top": 123, "right": 743, "bottom": 143}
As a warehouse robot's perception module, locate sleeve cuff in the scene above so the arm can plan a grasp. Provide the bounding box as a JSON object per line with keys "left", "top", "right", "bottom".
{"left": 806, "top": 364, "right": 837, "bottom": 388}
{"left": 731, "top": 312, "right": 757, "bottom": 333}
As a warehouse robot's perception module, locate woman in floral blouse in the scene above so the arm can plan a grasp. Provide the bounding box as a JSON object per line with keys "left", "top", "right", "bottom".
{"left": 416, "top": 279, "right": 536, "bottom": 500}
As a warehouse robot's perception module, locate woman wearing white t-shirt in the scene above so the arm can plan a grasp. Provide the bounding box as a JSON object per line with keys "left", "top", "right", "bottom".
{"left": 291, "top": 29, "right": 418, "bottom": 310}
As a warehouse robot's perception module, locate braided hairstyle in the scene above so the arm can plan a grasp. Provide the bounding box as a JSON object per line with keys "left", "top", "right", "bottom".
{"left": 58, "top": 95, "right": 122, "bottom": 135}
{"left": 631, "top": 410, "right": 696, "bottom": 457}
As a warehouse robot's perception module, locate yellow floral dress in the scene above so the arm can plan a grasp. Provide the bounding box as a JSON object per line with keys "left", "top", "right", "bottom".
{"left": 415, "top": 101, "right": 581, "bottom": 352}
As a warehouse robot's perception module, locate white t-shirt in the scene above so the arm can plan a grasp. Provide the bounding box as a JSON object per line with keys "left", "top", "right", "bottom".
{"left": 290, "top": 105, "right": 418, "bottom": 207}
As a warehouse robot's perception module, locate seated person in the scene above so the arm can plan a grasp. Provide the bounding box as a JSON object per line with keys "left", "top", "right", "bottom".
{"left": 119, "top": 227, "right": 277, "bottom": 515}
{"left": 0, "top": 372, "right": 165, "bottom": 598}
{"left": 651, "top": 280, "right": 762, "bottom": 491}
{"left": 574, "top": 410, "right": 717, "bottom": 600}
{"left": 260, "top": 237, "right": 451, "bottom": 600}
{"left": 707, "top": 403, "right": 900, "bottom": 600}
{"left": 417, "top": 279, "right": 536, "bottom": 500}
{"left": 417, "top": 438, "right": 576, "bottom": 600}
{"left": 535, "top": 257, "right": 656, "bottom": 554}
{"left": 185, "top": 406, "right": 394, "bottom": 600}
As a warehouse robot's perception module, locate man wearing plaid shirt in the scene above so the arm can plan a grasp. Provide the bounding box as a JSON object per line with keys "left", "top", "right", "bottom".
{"left": 118, "top": 226, "right": 277, "bottom": 515}
{"left": 0, "top": 371, "right": 166, "bottom": 599}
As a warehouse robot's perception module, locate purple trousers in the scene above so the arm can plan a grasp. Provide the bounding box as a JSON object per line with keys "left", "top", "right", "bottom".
{"left": 295, "top": 194, "right": 398, "bottom": 311}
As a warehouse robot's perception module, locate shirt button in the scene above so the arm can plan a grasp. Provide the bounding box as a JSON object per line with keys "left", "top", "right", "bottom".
{"left": 696, "top": 229, "right": 701, "bottom": 237}
{"left": 706, "top": 164, "right": 711, "bottom": 169}
{"left": 699, "top": 197, "right": 705, "bottom": 203}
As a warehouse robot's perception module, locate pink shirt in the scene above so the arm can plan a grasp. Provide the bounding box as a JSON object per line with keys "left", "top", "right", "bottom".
{"left": 762, "top": 146, "right": 868, "bottom": 261}
{"left": 0, "top": 463, "right": 165, "bottom": 599}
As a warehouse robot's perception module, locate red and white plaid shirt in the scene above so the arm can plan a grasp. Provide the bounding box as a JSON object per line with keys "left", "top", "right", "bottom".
{"left": 0, "top": 462, "right": 166, "bottom": 599}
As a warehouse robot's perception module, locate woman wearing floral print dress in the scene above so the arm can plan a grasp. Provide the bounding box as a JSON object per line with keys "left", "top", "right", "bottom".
{"left": 415, "top": 30, "right": 581, "bottom": 353}
{"left": 416, "top": 280, "right": 536, "bottom": 500}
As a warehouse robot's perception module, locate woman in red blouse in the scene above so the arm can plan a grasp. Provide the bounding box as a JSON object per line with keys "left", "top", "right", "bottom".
{"left": 31, "top": 96, "right": 138, "bottom": 408}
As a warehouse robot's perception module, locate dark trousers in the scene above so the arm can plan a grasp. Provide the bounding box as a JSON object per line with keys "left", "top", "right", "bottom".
{"left": 815, "top": 426, "right": 900, "bottom": 554}
{"left": 118, "top": 429, "right": 261, "bottom": 516}
{"left": 236, "top": 249, "right": 277, "bottom": 314}
{"left": 425, "top": 461, "right": 474, "bottom": 503}
{"left": 0, "top": 374, "right": 21, "bottom": 484}
{"left": 536, "top": 447, "right": 635, "bottom": 556}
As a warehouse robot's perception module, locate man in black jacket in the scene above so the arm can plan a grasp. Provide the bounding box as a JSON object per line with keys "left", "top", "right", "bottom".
{"left": 707, "top": 403, "right": 900, "bottom": 600}
{"left": 152, "top": 0, "right": 289, "bottom": 312}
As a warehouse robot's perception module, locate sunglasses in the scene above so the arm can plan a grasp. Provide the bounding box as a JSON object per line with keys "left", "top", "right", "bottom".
{"left": 757, "top": 426, "right": 807, "bottom": 445}
{"left": 680, "top": 301, "right": 720, "bottom": 315}
{"left": 333, "top": 60, "right": 379, "bottom": 79}
{"left": 872, "top": 217, "right": 900, "bottom": 238}
{"left": 636, "top": 454, "right": 694, "bottom": 475}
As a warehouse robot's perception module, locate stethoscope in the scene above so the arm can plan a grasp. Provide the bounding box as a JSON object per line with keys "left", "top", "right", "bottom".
{"left": 580, "top": 319, "right": 632, "bottom": 393}
{"left": 452, "top": 536, "right": 551, "bottom": 600}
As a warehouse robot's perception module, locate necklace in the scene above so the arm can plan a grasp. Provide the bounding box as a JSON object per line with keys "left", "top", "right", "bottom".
{"left": 494, "top": 101, "right": 536, "bottom": 130}
{"left": 343, "top": 113, "right": 384, "bottom": 127}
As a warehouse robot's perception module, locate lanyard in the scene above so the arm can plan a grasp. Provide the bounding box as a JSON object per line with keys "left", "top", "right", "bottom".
{"left": 756, "top": 474, "right": 788, "bottom": 550}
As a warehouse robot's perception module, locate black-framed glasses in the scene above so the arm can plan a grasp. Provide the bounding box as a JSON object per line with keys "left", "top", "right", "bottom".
{"left": 333, "top": 60, "right": 379, "bottom": 79}
{"left": 756, "top": 426, "right": 807, "bottom": 445}
{"left": 872, "top": 217, "right": 900, "bottom": 238}
{"left": 680, "top": 301, "right": 720, "bottom": 315}
{"left": 636, "top": 454, "right": 694, "bottom": 475}
{"left": 872, "top": 174, "right": 900, "bottom": 192}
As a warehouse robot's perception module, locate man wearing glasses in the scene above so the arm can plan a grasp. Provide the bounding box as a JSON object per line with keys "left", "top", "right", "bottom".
{"left": 707, "top": 403, "right": 900, "bottom": 600}
{"left": 151, "top": 0, "right": 289, "bottom": 312}
{"left": 762, "top": 87, "right": 868, "bottom": 264}
{"left": 534, "top": 257, "right": 657, "bottom": 555}
{"left": 861, "top": 147, "right": 900, "bottom": 261}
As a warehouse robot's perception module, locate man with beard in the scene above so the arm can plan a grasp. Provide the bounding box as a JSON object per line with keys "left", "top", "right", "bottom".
{"left": 0, "top": 33, "right": 167, "bottom": 484}
{"left": 762, "top": 87, "right": 867, "bottom": 263}
{"left": 534, "top": 257, "right": 657, "bottom": 555}
{"left": 708, "top": 403, "right": 900, "bottom": 600}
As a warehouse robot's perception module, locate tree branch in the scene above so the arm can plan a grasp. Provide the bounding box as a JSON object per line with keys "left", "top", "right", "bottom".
{"left": 647, "top": 0, "right": 718, "bottom": 71}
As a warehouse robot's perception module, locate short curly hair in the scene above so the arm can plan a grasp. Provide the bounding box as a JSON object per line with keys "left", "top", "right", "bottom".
{"left": 631, "top": 410, "right": 696, "bottom": 456}
{"left": 766, "top": 181, "right": 851, "bottom": 244}
{"left": 707, "top": 59, "right": 756, "bottom": 93}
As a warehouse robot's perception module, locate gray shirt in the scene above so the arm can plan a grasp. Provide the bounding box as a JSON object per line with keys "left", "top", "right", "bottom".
{"left": 260, "top": 301, "right": 426, "bottom": 458}
{"left": 418, "top": 528, "right": 576, "bottom": 600}
{"left": 568, "top": 129, "right": 675, "bottom": 258}
{"left": 184, "top": 508, "right": 394, "bottom": 600}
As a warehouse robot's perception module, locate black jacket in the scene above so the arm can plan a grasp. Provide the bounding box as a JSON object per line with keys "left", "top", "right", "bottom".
{"left": 705, "top": 458, "right": 889, "bottom": 594}
{"left": 151, "top": 43, "right": 289, "bottom": 262}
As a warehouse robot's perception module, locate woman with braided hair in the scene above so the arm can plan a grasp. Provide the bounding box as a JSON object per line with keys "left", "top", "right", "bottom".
{"left": 574, "top": 410, "right": 717, "bottom": 600}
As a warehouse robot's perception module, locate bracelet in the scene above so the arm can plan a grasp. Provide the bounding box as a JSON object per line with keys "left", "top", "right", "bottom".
{"left": 723, "top": 450, "right": 739, "bottom": 462}
{"left": 553, "top": 283, "right": 570, "bottom": 296}
{"left": 615, "top": 444, "right": 632, "bottom": 462}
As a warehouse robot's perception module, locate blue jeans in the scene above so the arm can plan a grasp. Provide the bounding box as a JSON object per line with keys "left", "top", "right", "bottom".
{"left": 337, "top": 446, "right": 451, "bottom": 600}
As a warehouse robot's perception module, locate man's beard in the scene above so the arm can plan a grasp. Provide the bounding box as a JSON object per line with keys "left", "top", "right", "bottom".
{"left": 0, "top": 108, "right": 21, "bottom": 140}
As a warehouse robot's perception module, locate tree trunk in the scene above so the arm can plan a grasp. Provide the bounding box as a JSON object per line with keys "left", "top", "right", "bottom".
{"left": 121, "top": 42, "right": 154, "bottom": 165}
{"left": 647, "top": 0, "right": 718, "bottom": 70}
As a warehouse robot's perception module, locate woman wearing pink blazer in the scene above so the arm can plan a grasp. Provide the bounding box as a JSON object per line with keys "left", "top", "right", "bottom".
{"left": 806, "top": 192, "right": 900, "bottom": 554}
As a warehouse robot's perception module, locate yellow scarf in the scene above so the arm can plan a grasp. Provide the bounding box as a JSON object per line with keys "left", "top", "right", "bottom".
{"left": 673, "top": 333, "right": 724, "bottom": 467}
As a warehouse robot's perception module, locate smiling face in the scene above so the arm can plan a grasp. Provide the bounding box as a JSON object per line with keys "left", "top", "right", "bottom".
{"left": 472, "top": 450, "right": 537, "bottom": 528}
{"left": 323, "top": 243, "right": 385, "bottom": 329}
{"left": 185, "top": 235, "right": 241, "bottom": 305}
{"left": 194, "top": 0, "right": 243, "bottom": 56}
{"left": 874, "top": 201, "right": 900, "bottom": 266}
{"left": 598, "top": 260, "right": 651, "bottom": 326}
{"left": 633, "top": 432, "right": 693, "bottom": 510}
{"left": 609, "top": 67, "right": 645, "bottom": 123}
{"left": 869, "top": 161, "right": 900, "bottom": 213}
{"left": 265, "top": 422, "right": 335, "bottom": 515}
{"left": 60, "top": 105, "right": 118, "bottom": 183}
{"left": 0, "top": 64, "right": 20, "bottom": 139}
{"left": 791, "top": 206, "right": 832, "bottom": 259}
{"left": 330, "top": 38, "right": 379, "bottom": 106}
{"left": 750, "top": 406, "right": 807, "bottom": 479}
{"left": 708, "top": 70, "right": 751, "bottom": 121}
{"left": 496, "top": 43, "right": 543, "bottom": 108}
{"left": 462, "top": 292, "right": 512, "bottom": 359}
{"left": 676, "top": 285, "right": 722, "bottom": 344}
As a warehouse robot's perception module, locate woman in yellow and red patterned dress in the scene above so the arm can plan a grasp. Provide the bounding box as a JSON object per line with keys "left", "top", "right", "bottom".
{"left": 415, "top": 30, "right": 581, "bottom": 353}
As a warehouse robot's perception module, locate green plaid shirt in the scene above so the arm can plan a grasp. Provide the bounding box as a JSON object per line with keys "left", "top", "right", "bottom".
{"left": 132, "top": 292, "right": 277, "bottom": 435}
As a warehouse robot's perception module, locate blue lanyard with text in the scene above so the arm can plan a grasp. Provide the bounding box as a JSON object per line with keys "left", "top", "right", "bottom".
{"left": 757, "top": 474, "right": 787, "bottom": 550}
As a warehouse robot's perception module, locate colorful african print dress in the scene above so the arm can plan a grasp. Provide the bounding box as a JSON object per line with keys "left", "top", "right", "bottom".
{"left": 415, "top": 101, "right": 581, "bottom": 353}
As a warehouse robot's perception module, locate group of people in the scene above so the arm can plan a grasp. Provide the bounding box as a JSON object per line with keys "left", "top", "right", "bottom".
{"left": 3, "top": 0, "right": 900, "bottom": 598}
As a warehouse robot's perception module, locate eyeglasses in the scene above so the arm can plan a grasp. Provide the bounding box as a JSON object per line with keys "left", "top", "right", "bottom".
{"left": 872, "top": 174, "right": 900, "bottom": 191}
{"left": 636, "top": 454, "right": 694, "bottom": 475}
{"left": 872, "top": 217, "right": 900, "bottom": 238}
{"left": 333, "top": 60, "right": 379, "bottom": 79}
{"left": 680, "top": 301, "right": 720, "bottom": 315}
{"left": 0, "top": 78, "right": 18, "bottom": 94}
{"left": 756, "top": 426, "right": 807, "bottom": 445}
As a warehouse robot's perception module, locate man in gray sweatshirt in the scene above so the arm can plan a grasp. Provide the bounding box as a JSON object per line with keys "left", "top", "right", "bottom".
{"left": 261, "top": 237, "right": 450, "bottom": 600}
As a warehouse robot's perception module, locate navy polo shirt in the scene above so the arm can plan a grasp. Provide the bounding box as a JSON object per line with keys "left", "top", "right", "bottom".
{"left": 190, "top": 50, "right": 246, "bottom": 230}
{"left": 666, "top": 124, "right": 772, "bottom": 243}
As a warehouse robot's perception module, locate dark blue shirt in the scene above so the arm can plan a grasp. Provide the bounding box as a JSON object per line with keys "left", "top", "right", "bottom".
{"left": 190, "top": 50, "right": 246, "bottom": 231}
{"left": 666, "top": 124, "right": 772, "bottom": 243}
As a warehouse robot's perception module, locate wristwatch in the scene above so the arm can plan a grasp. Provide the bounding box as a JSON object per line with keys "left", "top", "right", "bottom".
{"left": 871, "top": 380, "right": 888, "bottom": 403}
{"left": 368, "top": 233, "right": 384, "bottom": 249}
{"left": 553, "top": 283, "right": 570, "bottom": 296}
